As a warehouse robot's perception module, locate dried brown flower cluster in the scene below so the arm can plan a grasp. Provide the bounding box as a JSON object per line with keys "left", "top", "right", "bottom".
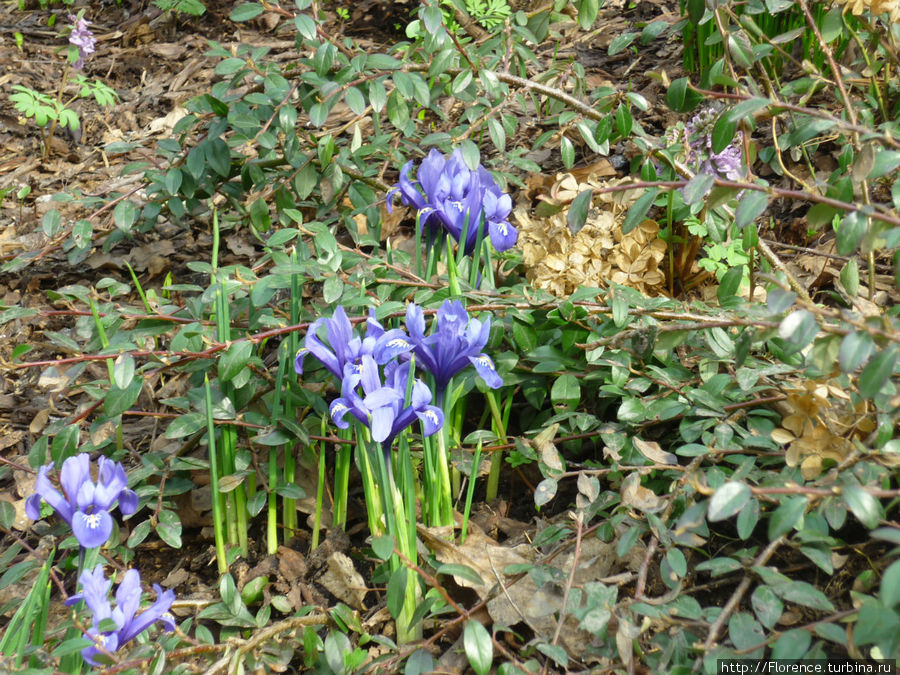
{"left": 832, "top": 0, "right": 900, "bottom": 23}
{"left": 771, "top": 380, "right": 874, "bottom": 479}
{"left": 515, "top": 176, "right": 668, "bottom": 297}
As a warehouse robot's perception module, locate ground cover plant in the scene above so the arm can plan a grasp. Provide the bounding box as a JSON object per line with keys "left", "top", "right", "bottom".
{"left": 0, "top": 0, "right": 899, "bottom": 672}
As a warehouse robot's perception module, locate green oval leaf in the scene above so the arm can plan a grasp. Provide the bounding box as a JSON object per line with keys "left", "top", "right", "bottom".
{"left": 534, "top": 477, "right": 558, "bottom": 507}
{"left": 708, "top": 481, "right": 752, "bottom": 521}
{"left": 859, "top": 345, "right": 899, "bottom": 399}
{"left": 666, "top": 77, "right": 703, "bottom": 113}
{"left": 230, "top": 3, "right": 264, "bottom": 21}
{"left": 839, "top": 330, "right": 873, "bottom": 372}
{"left": 767, "top": 495, "right": 808, "bottom": 539}
{"left": 735, "top": 189, "right": 769, "bottom": 228}
{"left": 843, "top": 484, "right": 882, "bottom": 529}
{"left": 463, "top": 620, "right": 493, "bottom": 675}
{"left": 219, "top": 340, "right": 253, "bottom": 383}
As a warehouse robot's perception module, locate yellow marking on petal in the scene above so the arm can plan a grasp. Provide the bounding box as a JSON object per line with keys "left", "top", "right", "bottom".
{"left": 424, "top": 410, "right": 440, "bottom": 425}
{"left": 332, "top": 403, "right": 348, "bottom": 414}
{"left": 295, "top": 347, "right": 308, "bottom": 358}
{"left": 387, "top": 338, "right": 411, "bottom": 349}
{"left": 476, "top": 356, "right": 495, "bottom": 370}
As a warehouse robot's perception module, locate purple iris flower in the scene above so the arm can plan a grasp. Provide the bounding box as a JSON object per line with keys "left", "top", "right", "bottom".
{"left": 65, "top": 565, "right": 175, "bottom": 666}
{"left": 481, "top": 175, "right": 517, "bottom": 252}
{"left": 330, "top": 355, "right": 444, "bottom": 449}
{"left": 294, "top": 306, "right": 413, "bottom": 380}
{"left": 405, "top": 300, "right": 503, "bottom": 396}
{"left": 386, "top": 149, "right": 446, "bottom": 236}
{"left": 68, "top": 14, "right": 97, "bottom": 70}
{"left": 386, "top": 148, "right": 518, "bottom": 254}
{"left": 26, "top": 453, "right": 138, "bottom": 549}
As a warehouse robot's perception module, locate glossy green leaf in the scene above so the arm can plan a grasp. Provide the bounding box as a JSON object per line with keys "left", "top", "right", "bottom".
{"left": 371, "top": 535, "right": 395, "bottom": 561}
{"left": 567, "top": 189, "right": 593, "bottom": 235}
{"left": 840, "top": 258, "right": 859, "bottom": 297}
{"left": 534, "top": 478, "right": 558, "bottom": 506}
{"left": 838, "top": 330, "right": 873, "bottom": 372}
{"left": 113, "top": 200, "right": 136, "bottom": 233}
{"left": 608, "top": 32, "right": 638, "bottom": 56}
{"left": 666, "top": 77, "right": 703, "bottom": 112}
{"left": 219, "top": 340, "right": 253, "bottom": 382}
{"left": 104, "top": 377, "right": 142, "bottom": 417}
{"left": 777, "top": 309, "right": 818, "bottom": 354}
{"left": 711, "top": 114, "right": 736, "bottom": 154}
{"left": 463, "top": 620, "right": 493, "bottom": 675}
{"left": 734, "top": 190, "right": 769, "bottom": 228}
{"left": 156, "top": 509, "right": 182, "bottom": 548}
{"left": 560, "top": 136, "right": 575, "bottom": 169}
{"left": 880, "top": 559, "right": 900, "bottom": 607}
{"left": 767, "top": 495, "right": 808, "bottom": 539}
{"left": 436, "top": 563, "right": 484, "bottom": 587}
{"left": 736, "top": 498, "right": 760, "bottom": 540}
{"left": 344, "top": 87, "right": 366, "bottom": 116}
{"left": 622, "top": 188, "right": 658, "bottom": 234}
{"left": 751, "top": 585, "right": 783, "bottom": 629}
{"left": 551, "top": 373, "right": 580, "bottom": 409}
{"left": 836, "top": 211, "right": 867, "bottom": 256}
{"left": 683, "top": 172, "right": 715, "bottom": 205}
{"left": 230, "top": 3, "right": 264, "bottom": 21}
{"left": 859, "top": 345, "right": 899, "bottom": 398}
{"left": 112, "top": 353, "right": 136, "bottom": 390}
{"left": 386, "top": 567, "right": 407, "bottom": 619}
{"left": 843, "top": 484, "right": 882, "bottom": 529}
{"left": 708, "top": 481, "right": 751, "bottom": 521}
{"left": 576, "top": 0, "right": 599, "bottom": 29}
{"left": 728, "top": 612, "right": 765, "bottom": 651}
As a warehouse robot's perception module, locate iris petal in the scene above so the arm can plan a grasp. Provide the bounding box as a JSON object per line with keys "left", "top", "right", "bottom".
{"left": 72, "top": 509, "right": 113, "bottom": 549}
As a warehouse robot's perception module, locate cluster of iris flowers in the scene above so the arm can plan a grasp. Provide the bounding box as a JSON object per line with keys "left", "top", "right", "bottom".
{"left": 27, "top": 453, "right": 175, "bottom": 666}
{"left": 295, "top": 300, "right": 502, "bottom": 448}
{"left": 387, "top": 148, "right": 518, "bottom": 256}
{"left": 296, "top": 300, "right": 503, "bottom": 642}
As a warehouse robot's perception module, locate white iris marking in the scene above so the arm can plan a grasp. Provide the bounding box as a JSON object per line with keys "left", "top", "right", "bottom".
{"left": 424, "top": 410, "right": 439, "bottom": 425}
{"left": 85, "top": 513, "right": 102, "bottom": 530}
{"left": 332, "top": 403, "right": 348, "bottom": 414}
{"left": 451, "top": 201, "right": 464, "bottom": 212}
{"left": 388, "top": 338, "right": 411, "bottom": 349}
{"left": 499, "top": 223, "right": 509, "bottom": 235}
{"left": 476, "top": 356, "right": 494, "bottom": 370}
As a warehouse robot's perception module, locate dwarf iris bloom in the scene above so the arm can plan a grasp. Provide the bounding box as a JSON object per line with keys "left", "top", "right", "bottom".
{"left": 387, "top": 148, "right": 518, "bottom": 254}
{"left": 330, "top": 355, "right": 444, "bottom": 449}
{"left": 405, "top": 300, "right": 503, "bottom": 395}
{"left": 26, "top": 453, "right": 138, "bottom": 549}
{"left": 295, "top": 306, "right": 413, "bottom": 380}
{"left": 66, "top": 565, "right": 175, "bottom": 666}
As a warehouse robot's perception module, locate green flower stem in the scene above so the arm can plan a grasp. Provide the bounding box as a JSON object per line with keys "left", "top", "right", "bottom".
{"left": 311, "top": 415, "right": 328, "bottom": 551}
{"left": 267, "top": 341, "right": 290, "bottom": 556}
{"left": 204, "top": 375, "right": 228, "bottom": 575}
{"left": 468, "top": 216, "right": 487, "bottom": 287}
{"left": 460, "top": 439, "right": 482, "bottom": 544}
{"left": 355, "top": 422, "right": 385, "bottom": 538}
{"left": 333, "top": 427, "right": 352, "bottom": 531}
{"left": 484, "top": 388, "right": 511, "bottom": 503}
{"left": 283, "top": 247, "right": 302, "bottom": 540}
